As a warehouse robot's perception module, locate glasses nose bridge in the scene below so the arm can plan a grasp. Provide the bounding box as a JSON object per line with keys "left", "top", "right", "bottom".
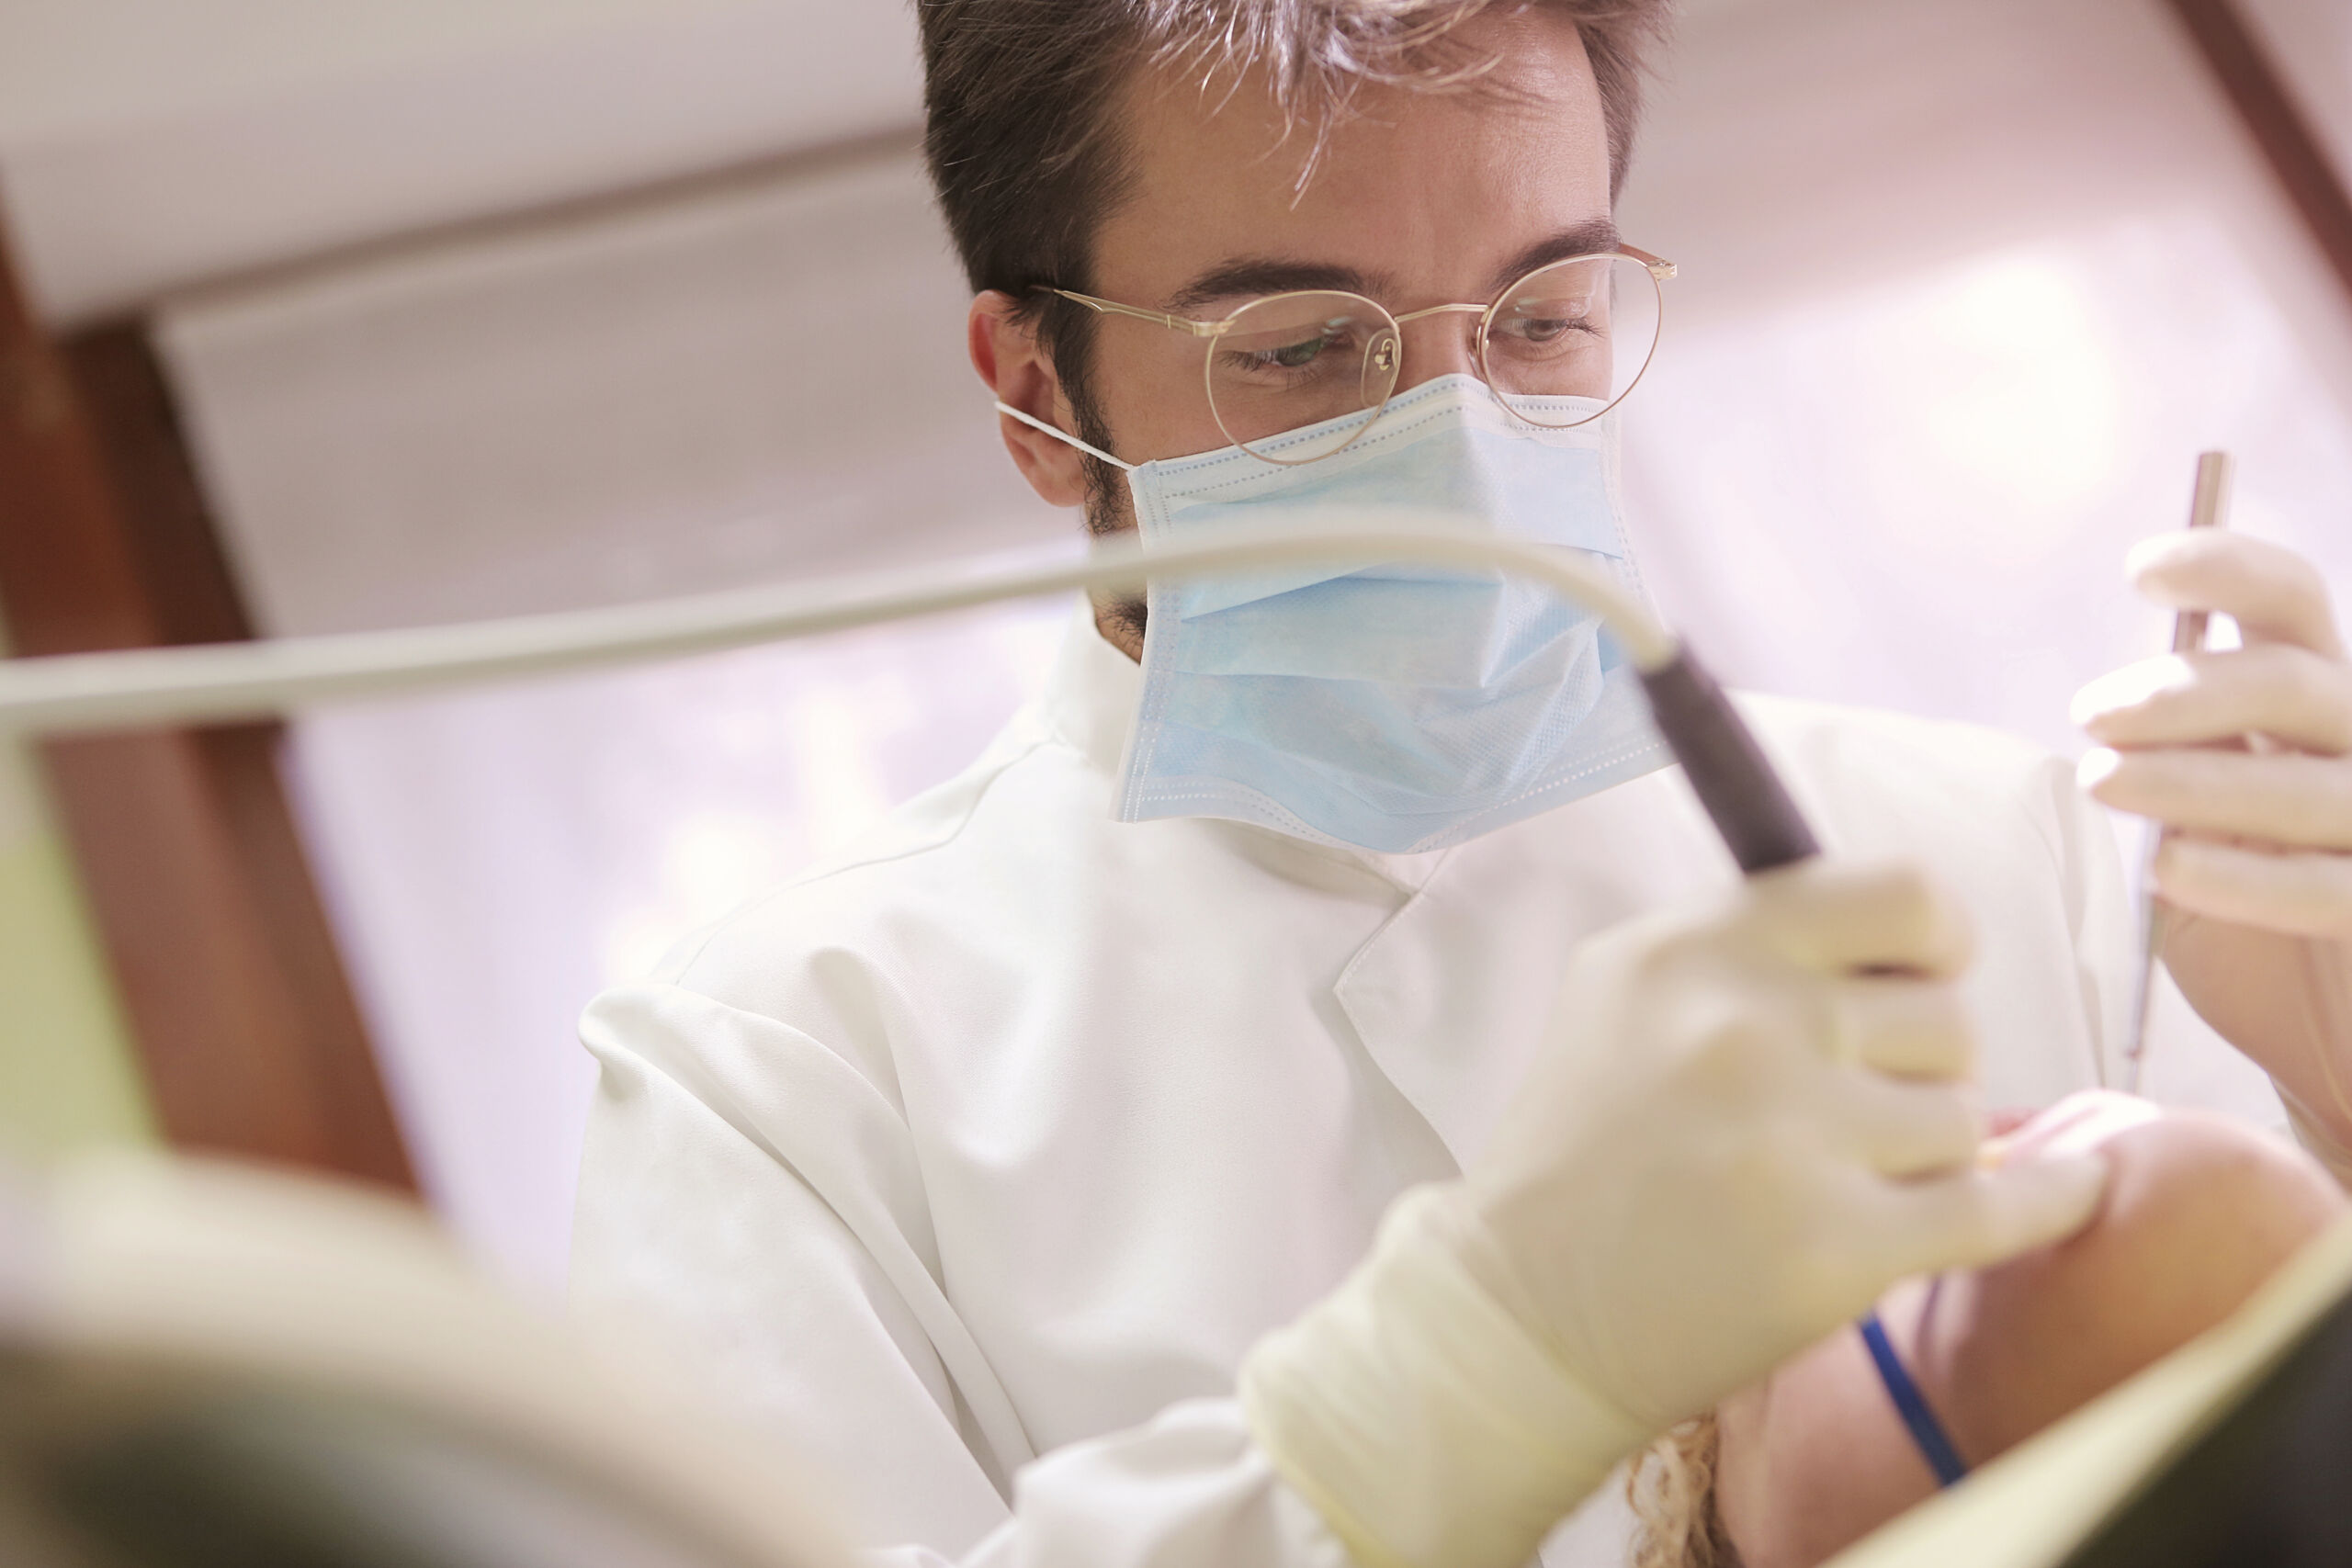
{"left": 1384, "top": 300, "right": 1490, "bottom": 389}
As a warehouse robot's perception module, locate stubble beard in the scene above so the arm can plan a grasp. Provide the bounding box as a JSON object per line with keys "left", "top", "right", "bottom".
{"left": 1077, "top": 414, "right": 1148, "bottom": 662}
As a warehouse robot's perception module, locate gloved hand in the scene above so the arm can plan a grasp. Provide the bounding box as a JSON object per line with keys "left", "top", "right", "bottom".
{"left": 2074, "top": 532, "right": 2352, "bottom": 1177}
{"left": 1241, "top": 859, "right": 2109, "bottom": 1568}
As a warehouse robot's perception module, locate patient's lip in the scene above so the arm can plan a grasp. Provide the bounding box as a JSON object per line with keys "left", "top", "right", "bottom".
{"left": 1983, "top": 1089, "right": 2161, "bottom": 1167}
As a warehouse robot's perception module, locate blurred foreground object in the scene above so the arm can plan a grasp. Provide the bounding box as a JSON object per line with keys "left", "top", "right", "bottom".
{"left": 0, "top": 1156, "right": 851, "bottom": 1568}
{"left": 1829, "top": 1212, "right": 2352, "bottom": 1566}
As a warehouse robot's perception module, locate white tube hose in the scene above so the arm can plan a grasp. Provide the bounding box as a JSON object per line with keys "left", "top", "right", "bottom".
{"left": 0, "top": 519, "right": 1675, "bottom": 738}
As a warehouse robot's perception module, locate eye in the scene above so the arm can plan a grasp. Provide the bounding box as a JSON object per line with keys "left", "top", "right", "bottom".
{"left": 1262, "top": 332, "right": 1332, "bottom": 368}
{"left": 1497, "top": 297, "right": 1601, "bottom": 347}
{"left": 1221, "top": 319, "right": 1361, "bottom": 378}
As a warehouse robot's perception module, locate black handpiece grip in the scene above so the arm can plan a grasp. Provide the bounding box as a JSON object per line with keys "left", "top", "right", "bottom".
{"left": 1639, "top": 648, "right": 1821, "bottom": 875}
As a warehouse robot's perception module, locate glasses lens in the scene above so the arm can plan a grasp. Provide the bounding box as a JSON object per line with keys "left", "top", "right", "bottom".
{"left": 1209, "top": 292, "right": 1401, "bottom": 464}
{"left": 1481, "top": 255, "right": 1661, "bottom": 427}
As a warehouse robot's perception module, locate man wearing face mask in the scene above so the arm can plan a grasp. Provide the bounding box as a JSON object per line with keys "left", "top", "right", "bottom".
{"left": 569, "top": 4, "right": 2352, "bottom": 1566}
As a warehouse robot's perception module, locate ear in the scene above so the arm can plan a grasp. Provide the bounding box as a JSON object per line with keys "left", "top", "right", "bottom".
{"left": 969, "top": 292, "right": 1093, "bottom": 509}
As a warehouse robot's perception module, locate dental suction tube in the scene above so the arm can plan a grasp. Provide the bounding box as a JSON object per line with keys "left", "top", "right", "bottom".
{"left": 0, "top": 519, "right": 1820, "bottom": 875}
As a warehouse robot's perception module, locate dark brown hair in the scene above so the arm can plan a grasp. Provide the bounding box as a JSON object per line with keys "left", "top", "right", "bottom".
{"left": 918, "top": 0, "right": 1673, "bottom": 506}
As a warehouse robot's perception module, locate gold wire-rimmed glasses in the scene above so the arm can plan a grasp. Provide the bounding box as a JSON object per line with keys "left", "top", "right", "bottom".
{"left": 1040, "top": 246, "right": 1675, "bottom": 465}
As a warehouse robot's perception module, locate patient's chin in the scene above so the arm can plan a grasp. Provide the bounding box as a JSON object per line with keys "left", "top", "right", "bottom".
{"left": 1920, "top": 1095, "right": 2345, "bottom": 1464}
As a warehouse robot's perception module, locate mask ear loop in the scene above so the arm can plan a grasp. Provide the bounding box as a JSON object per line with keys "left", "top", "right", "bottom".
{"left": 995, "top": 401, "right": 1136, "bottom": 472}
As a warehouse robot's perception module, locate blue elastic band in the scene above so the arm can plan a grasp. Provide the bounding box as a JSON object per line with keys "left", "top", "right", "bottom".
{"left": 1857, "top": 1309, "right": 1969, "bottom": 1487}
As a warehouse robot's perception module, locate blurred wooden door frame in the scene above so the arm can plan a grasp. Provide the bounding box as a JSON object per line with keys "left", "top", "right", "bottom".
{"left": 0, "top": 222, "right": 413, "bottom": 1190}
{"left": 2165, "top": 0, "right": 2352, "bottom": 310}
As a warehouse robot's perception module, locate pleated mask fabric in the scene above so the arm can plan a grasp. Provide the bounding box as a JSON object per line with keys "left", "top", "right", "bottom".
{"left": 1117, "top": 375, "right": 1672, "bottom": 853}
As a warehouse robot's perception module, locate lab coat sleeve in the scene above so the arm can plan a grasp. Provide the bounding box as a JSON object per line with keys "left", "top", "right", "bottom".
{"left": 941, "top": 1402, "right": 1352, "bottom": 1568}
{"left": 2036, "top": 750, "right": 2134, "bottom": 1081}
{"left": 572, "top": 985, "right": 1351, "bottom": 1568}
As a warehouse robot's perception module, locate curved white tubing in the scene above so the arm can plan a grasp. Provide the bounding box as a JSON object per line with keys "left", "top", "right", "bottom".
{"left": 0, "top": 519, "right": 1675, "bottom": 738}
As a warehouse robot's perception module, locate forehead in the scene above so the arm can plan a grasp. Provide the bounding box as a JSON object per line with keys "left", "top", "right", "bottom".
{"left": 1092, "top": 7, "right": 1612, "bottom": 310}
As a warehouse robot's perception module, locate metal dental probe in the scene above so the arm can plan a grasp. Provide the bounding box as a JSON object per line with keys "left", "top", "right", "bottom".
{"left": 2120, "top": 450, "right": 2233, "bottom": 1095}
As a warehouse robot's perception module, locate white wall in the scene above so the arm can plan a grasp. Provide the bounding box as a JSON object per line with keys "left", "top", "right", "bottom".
{"left": 1613, "top": 0, "right": 2352, "bottom": 1126}
{"left": 160, "top": 149, "right": 1048, "bottom": 634}
{"left": 1615, "top": 0, "right": 2352, "bottom": 750}
{"left": 157, "top": 145, "right": 1072, "bottom": 1291}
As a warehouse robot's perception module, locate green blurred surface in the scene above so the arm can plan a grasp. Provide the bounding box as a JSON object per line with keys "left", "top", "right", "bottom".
{"left": 0, "top": 723, "right": 154, "bottom": 1160}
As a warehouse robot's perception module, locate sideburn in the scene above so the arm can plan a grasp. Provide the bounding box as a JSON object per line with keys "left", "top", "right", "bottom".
{"left": 1071, "top": 386, "right": 1148, "bottom": 660}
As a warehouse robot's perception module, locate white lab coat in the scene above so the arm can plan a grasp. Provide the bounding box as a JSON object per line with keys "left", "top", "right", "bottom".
{"left": 572, "top": 602, "right": 2134, "bottom": 1567}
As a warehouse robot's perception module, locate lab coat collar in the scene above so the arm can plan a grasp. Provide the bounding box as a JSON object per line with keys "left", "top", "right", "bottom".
{"left": 1035, "top": 596, "right": 1728, "bottom": 1166}
{"left": 1038, "top": 597, "right": 1453, "bottom": 895}
{"left": 1042, "top": 597, "right": 1141, "bottom": 783}
{"left": 1336, "top": 771, "right": 1730, "bottom": 1167}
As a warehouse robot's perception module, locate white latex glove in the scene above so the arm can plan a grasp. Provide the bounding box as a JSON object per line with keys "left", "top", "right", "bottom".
{"left": 1241, "top": 859, "right": 2109, "bottom": 1568}
{"left": 2075, "top": 531, "right": 2352, "bottom": 1177}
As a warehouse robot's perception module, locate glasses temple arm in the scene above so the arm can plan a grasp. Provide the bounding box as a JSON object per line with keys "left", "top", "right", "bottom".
{"left": 1046, "top": 289, "right": 1222, "bottom": 337}
{"left": 1617, "top": 245, "right": 1678, "bottom": 281}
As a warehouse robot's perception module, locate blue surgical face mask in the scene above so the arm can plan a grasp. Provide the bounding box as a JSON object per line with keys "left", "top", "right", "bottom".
{"left": 999, "top": 374, "right": 1670, "bottom": 853}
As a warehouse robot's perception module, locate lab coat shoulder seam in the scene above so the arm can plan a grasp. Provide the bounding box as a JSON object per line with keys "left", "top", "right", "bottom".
{"left": 775, "top": 733, "right": 1059, "bottom": 890}
{"left": 585, "top": 984, "right": 922, "bottom": 1184}
{"left": 660, "top": 734, "right": 1062, "bottom": 980}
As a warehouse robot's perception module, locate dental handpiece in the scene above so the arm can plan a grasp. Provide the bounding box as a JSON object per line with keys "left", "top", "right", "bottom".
{"left": 0, "top": 514, "right": 1820, "bottom": 879}
{"left": 1636, "top": 650, "right": 1821, "bottom": 873}
{"left": 0, "top": 518, "right": 1818, "bottom": 883}
{"left": 0, "top": 523, "right": 1826, "bottom": 897}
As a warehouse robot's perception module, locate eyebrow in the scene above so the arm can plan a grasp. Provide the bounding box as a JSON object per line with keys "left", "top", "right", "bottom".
{"left": 1485, "top": 217, "right": 1623, "bottom": 296}
{"left": 1161, "top": 214, "right": 1625, "bottom": 320}
{"left": 1164, "top": 260, "right": 1383, "bottom": 317}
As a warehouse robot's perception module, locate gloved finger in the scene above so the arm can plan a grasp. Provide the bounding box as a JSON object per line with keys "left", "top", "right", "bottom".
{"left": 1830, "top": 1072, "right": 1981, "bottom": 1178}
{"left": 2074, "top": 646, "right": 2352, "bottom": 757}
{"left": 1981, "top": 1088, "right": 2161, "bottom": 1166}
{"left": 2127, "top": 531, "right": 2346, "bottom": 657}
{"left": 1870, "top": 1154, "right": 2109, "bottom": 1279}
{"left": 1743, "top": 859, "right": 1975, "bottom": 978}
{"left": 2079, "top": 746, "right": 2352, "bottom": 851}
{"left": 2154, "top": 837, "right": 2352, "bottom": 940}
{"left": 1833, "top": 976, "right": 1975, "bottom": 1079}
